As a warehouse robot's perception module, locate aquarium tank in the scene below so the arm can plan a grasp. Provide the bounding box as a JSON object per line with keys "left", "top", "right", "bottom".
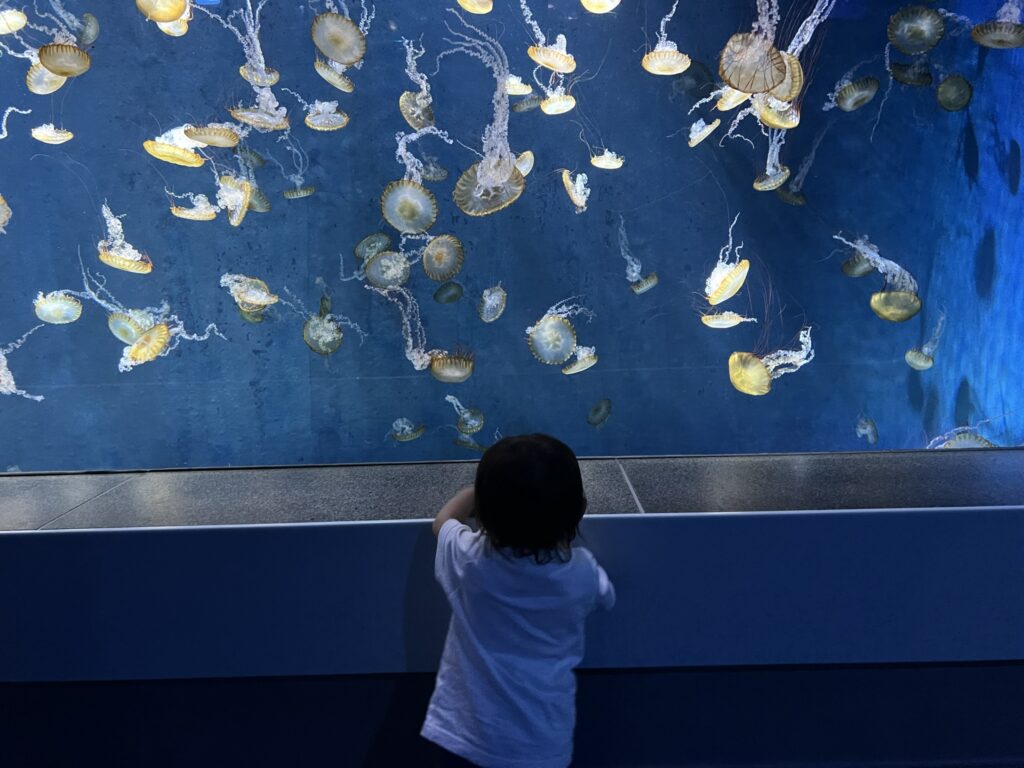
{"left": 0, "top": 0, "right": 1020, "bottom": 471}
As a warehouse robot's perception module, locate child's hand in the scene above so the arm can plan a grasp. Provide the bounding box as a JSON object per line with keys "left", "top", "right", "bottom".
{"left": 433, "top": 486, "right": 475, "bottom": 536}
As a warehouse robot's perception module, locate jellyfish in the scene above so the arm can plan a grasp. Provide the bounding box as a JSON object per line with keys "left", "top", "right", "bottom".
{"left": 512, "top": 94, "right": 543, "bottom": 113}
{"left": 33, "top": 291, "right": 82, "bottom": 324}
{"left": 280, "top": 282, "right": 365, "bottom": 356}
{"left": 229, "top": 88, "right": 289, "bottom": 132}
{"left": 753, "top": 130, "right": 791, "bottom": 191}
{"left": 454, "top": 433, "right": 486, "bottom": 452}
{"left": 841, "top": 251, "right": 874, "bottom": 277}
{"left": 364, "top": 250, "right": 411, "bottom": 289}
{"left": 0, "top": 192, "right": 10, "bottom": 234}
{"left": 355, "top": 232, "right": 391, "bottom": 262}
{"left": 420, "top": 155, "right": 449, "bottom": 182}
{"left": 776, "top": 120, "right": 829, "bottom": 206}
{"left": 937, "top": 74, "right": 972, "bottom": 112}
{"left": 97, "top": 203, "right": 152, "bottom": 274}
{"left": 833, "top": 233, "right": 921, "bottom": 322}
{"left": 311, "top": 10, "right": 366, "bottom": 66}
{"left": 562, "top": 345, "right": 598, "bottom": 376}
{"left": 422, "top": 234, "right": 465, "bottom": 282}
{"left": 155, "top": 4, "right": 191, "bottom": 38}
{"left": 537, "top": 73, "right": 577, "bottom": 116}
{"left": 972, "top": 1, "right": 1024, "bottom": 48}
{"left": 366, "top": 285, "right": 438, "bottom": 371}
{"left": 434, "top": 281, "right": 464, "bottom": 304}
{"left": 687, "top": 118, "right": 721, "bottom": 147}
{"left": 143, "top": 125, "right": 206, "bottom": 167}
{"left": 833, "top": 77, "right": 880, "bottom": 112}
{"left": 184, "top": 123, "right": 242, "bottom": 148}
{"left": 439, "top": 12, "right": 526, "bottom": 217}
{"left": 221, "top": 272, "right": 279, "bottom": 322}
{"left": 167, "top": 190, "right": 218, "bottom": 221}
{"left": 430, "top": 350, "right": 475, "bottom": 383}
{"left": 24, "top": 62, "right": 66, "bottom": 95}
{"left": 283, "top": 88, "right": 350, "bottom": 133}
{"left": 445, "top": 395, "right": 484, "bottom": 435}
{"left": 705, "top": 213, "right": 749, "bottom": 306}
{"left": 890, "top": 57, "right": 933, "bottom": 87}
{"left": 216, "top": 173, "right": 253, "bottom": 225}
{"left": 506, "top": 74, "right": 532, "bottom": 95}
{"left": 561, "top": 169, "right": 590, "bottom": 214}
{"left": 136, "top": 0, "right": 187, "bottom": 23}
{"left": 905, "top": 310, "right": 945, "bottom": 370}
{"left": 587, "top": 397, "right": 612, "bottom": 428}
{"left": 458, "top": 0, "right": 492, "bottom": 13}
{"left": 390, "top": 418, "right": 427, "bottom": 442}
{"left": 719, "top": 33, "right": 785, "bottom": 94}
{"left": 927, "top": 426, "right": 998, "bottom": 449}
{"left": 0, "top": 325, "right": 44, "bottom": 401}
{"left": 381, "top": 180, "right": 437, "bottom": 233}
{"left": 642, "top": 0, "right": 691, "bottom": 76}
{"left": 515, "top": 150, "right": 535, "bottom": 176}
{"left": 701, "top": 311, "right": 757, "bottom": 328}
{"left": 267, "top": 132, "right": 315, "bottom": 199}
{"left": 728, "top": 327, "right": 814, "bottom": 396}
{"left": 519, "top": 0, "right": 575, "bottom": 73}
{"left": 887, "top": 6, "right": 945, "bottom": 55}
{"left": 526, "top": 298, "right": 593, "bottom": 366}
{"left": 856, "top": 416, "right": 878, "bottom": 445}
{"left": 478, "top": 284, "right": 507, "bottom": 323}
{"left": 397, "top": 37, "right": 435, "bottom": 131}
{"left": 0, "top": 8, "right": 28, "bottom": 35}
{"left": 581, "top": 0, "right": 620, "bottom": 12}
{"left": 30, "top": 123, "right": 73, "bottom": 144}
{"left": 616, "top": 215, "right": 657, "bottom": 295}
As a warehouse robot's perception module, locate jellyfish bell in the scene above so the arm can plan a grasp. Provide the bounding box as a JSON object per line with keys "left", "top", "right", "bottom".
{"left": 856, "top": 416, "right": 878, "bottom": 445}
{"left": 38, "top": 43, "right": 91, "bottom": 77}
{"left": 311, "top": 12, "right": 366, "bottom": 66}
{"left": 841, "top": 252, "right": 874, "bottom": 277}
{"left": 228, "top": 90, "right": 290, "bottom": 132}
{"left": 688, "top": 118, "right": 721, "bottom": 148}
{"left": 581, "top": 0, "right": 621, "bottom": 11}
{"left": 26, "top": 63, "right": 67, "bottom": 95}
{"left": 305, "top": 102, "right": 350, "bottom": 132}
{"left": 767, "top": 52, "right": 804, "bottom": 103}
{"left": 753, "top": 165, "right": 791, "bottom": 192}
{"left": 931, "top": 427, "right": 997, "bottom": 449}
{"left": 398, "top": 91, "right": 434, "bottom": 131}
{"left": 528, "top": 38, "right": 577, "bottom": 74}
{"left": 971, "top": 20, "right": 1024, "bottom": 48}
{"left": 364, "top": 250, "right": 411, "bottom": 289}
{"left": 170, "top": 194, "right": 218, "bottom": 221}
{"left": 434, "top": 281, "right": 464, "bottom": 304}
{"left": 561, "top": 169, "right": 590, "bottom": 214}
{"left": 718, "top": 33, "right": 786, "bottom": 94}
{"left": 642, "top": 40, "right": 692, "bottom": 76}
{"left": 99, "top": 248, "right": 152, "bottom": 274}
{"left": 0, "top": 193, "right": 10, "bottom": 234}
{"left": 282, "top": 185, "right": 316, "bottom": 200}
{"left": 454, "top": 434, "right": 486, "bottom": 453}
{"left": 137, "top": 0, "right": 187, "bottom": 22}
{"left": 430, "top": 351, "right": 475, "bottom": 383}
{"left": 706, "top": 260, "right": 749, "bottom": 305}
{"left": 421, "top": 157, "right": 449, "bottom": 182}
{"left": 527, "top": 314, "right": 576, "bottom": 365}
{"left": 314, "top": 58, "right": 356, "bottom": 93}
{"left": 381, "top": 179, "right": 438, "bottom": 233}
{"left": 446, "top": 396, "right": 485, "bottom": 435}
{"left": 30, "top": 124, "right": 74, "bottom": 145}
{"left": 126, "top": 323, "right": 170, "bottom": 366}
{"left": 512, "top": 94, "right": 543, "bottom": 113}
{"left": 221, "top": 274, "right": 279, "bottom": 314}
{"left": 239, "top": 64, "right": 279, "bottom": 87}
{"left": 835, "top": 77, "right": 880, "bottom": 112}
{"left": 590, "top": 149, "right": 625, "bottom": 170}
{"left": 515, "top": 150, "right": 535, "bottom": 177}
{"left": 143, "top": 139, "right": 205, "bottom": 168}
{"left": 247, "top": 187, "right": 271, "bottom": 213}
{"left": 716, "top": 87, "right": 751, "bottom": 111}
{"left": 869, "top": 291, "right": 922, "bottom": 322}
{"left": 630, "top": 273, "right": 659, "bottom": 295}
{"left": 156, "top": 18, "right": 188, "bottom": 37}
{"left": 887, "top": 5, "right": 945, "bottom": 55}
{"left": 540, "top": 91, "right": 577, "bottom": 115}
{"left": 355, "top": 232, "right": 391, "bottom": 261}
{"left": 107, "top": 311, "right": 152, "bottom": 344}
{"left": 0, "top": 9, "right": 28, "bottom": 34}
{"left": 479, "top": 285, "right": 507, "bottom": 323}
{"left": 754, "top": 98, "right": 800, "bottom": 130}
{"left": 217, "top": 175, "right": 252, "bottom": 226}
{"left": 937, "top": 75, "right": 973, "bottom": 112}
{"left": 904, "top": 347, "right": 933, "bottom": 370}
{"left": 303, "top": 316, "right": 344, "bottom": 356}
{"left": 561, "top": 346, "right": 598, "bottom": 375}
{"left": 422, "top": 234, "right": 465, "bottom": 282}
{"left": 183, "top": 125, "right": 240, "bottom": 148}
{"left": 458, "top": 0, "right": 493, "bottom": 13}
{"left": 728, "top": 327, "right": 815, "bottom": 396}
{"left": 391, "top": 418, "right": 427, "bottom": 442}
{"left": 890, "top": 59, "right": 933, "bottom": 87}
{"left": 506, "top": 75, "right": 532, "bottom": 95}
{"left": 701, "top": 311, "right": 757, "bottom": 328}
{"left": 34, "top": 292, "right": 82, "bottom": 324}
{"left": 587, "top": 397, "right": 612, "bottom": 427}
{"left": 453, "top": 162, "right": 526, "bottom": 217}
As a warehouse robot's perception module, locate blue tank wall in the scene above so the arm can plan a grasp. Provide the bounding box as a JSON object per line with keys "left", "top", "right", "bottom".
{"left": 0, "top": 1, "right": 1020, "bottom": 470}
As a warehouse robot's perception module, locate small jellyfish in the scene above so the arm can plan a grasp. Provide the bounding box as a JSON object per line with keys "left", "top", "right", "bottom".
{"left": 937, "top": 75, "right": 973, "bottom": 112}
{"left": 136, "top": 0, "right": 187, "bottom": 23}
{"left": 526, "top": 34, "right": 576, "bottom": 74}
{"left": 835, "top": 77, "right": 880, "bottom": 112}
{"left": 355, "top": 232, "right": 391, "bottom": 262}
{"left": 434, "top": 281, "right": 464, "bottom": 304}
{"left": 927, "top": 426, "right": 998, "bottom": 450}
{"left": 581, "top": 0, "right": 620, "bottom": 12}
{"left": 905, "top": 310, "right": 945, "bottom": 370}
{"left": 856, "top": 416, "right": 879, "bottom": 445}
{"left": 239, "top": 63, "right": 279, "bottom": 87}
{"left": 221, "top": 273, "right": 279, "bottom": 320}
{"left": 454, "top": 162, "right": 526, "bottom": 216}
{"left": 430, "top": 350, "right": 475, "bottom": 383}
{"left": 642, "top": 0, "right": 691, "bottom": 76}
{"left": 589, "top": 149, "right": 625, "bottom": 170}
{"left": 890, "top": 57, "right": 933, "bottom": 87}
{"left": 391, "top": 418, "right": 427, "bottom": 442}
{"left": 562, "top": 345, "right": 598, "bottom": 376}
{"left": 303, "top": 294, "right": 345, "bottom": 356}
{"left": 454, "top": 433, "right": 487, "bottom": 453}
{"left": 754, "top": 97, "right": 800, "bottom": 130}
{"left": 617, "top": 215, "right": 656, "bottom": 294}
{"left": 108, "top": 310, "right": 154, "bottom": 344}
{"left": 446, "top": 395, "right": 485, "bottom": 435}
{"left": 97, "top": 203, "right": 152, "bottom": 274}
{"left": 311, "top": 12, "right": 366, "bottom": 66}
{"left": 718, "top": 33, "right": 786, "bottom": 94}
{"left": 399, "top": 91, "right": 434, "bottom": 131}
{"left": 841, "top": 252, "right": 875, "bottom": 277}
{"left": 631, "top": 274, "right": 660, "bottom": 295}
{"left": 26, "top": 63, "right": 67, "bottom": 95}
{"left": 381, "top": 179, "right": 438, "bottom": 233}
{"left": 515, "top": 150, "right": 535, "bottom": 177}
{"left": 248, "top": 187, "right": 271, "bottom": 213}
{"left": 512, "top": 94, "right": 543, "bottom": 113}
{"left": 229, "top": 89, "right": 290, "bottom": 132}
{"left": 704, "top": 213, "right": 749, "bottom": 306}
{"left": 33, "top": 291, "right": 82, "bottom": 324}
{"left": 144, "top": 126, "right": 206, "bottom": 168}
{"left": 716, "top": 87, "right": 751, "bottom": 111}
{"left": 479, "top": 285, "right": 507, "bottom": 323}
{"left": 587, "top": 397, "right": 612, "bottom": 428}
{"left": 887, "top": 6, "right": 945, "bottom": 55}
{"left": 526, "top": 299, "right": 592, "bottom": 365}
{"left": 184, "top": 124, "right": 241, "bottom": 148}
{"left": 217, "top": 175, "right": 253, "bottom": 226}
{"left": 753, "top": 164, "right": 791, "bottom": 191}
{"left": 126, "top": 323, "right": 171, "bottom": 367}
{"left": 728, "top": 327, "right": 815, "bottom": 396}
{"left": 38, "top": 43, "right": 91, "bottom": 77}
{"left": 458, "top": 0, "right": 493, "bottom": 13}
{"left": 30, "top": 124, "right": 73, "bottom": 145}
{"left": 168, "top": 191, "right": 219, "bottom": 221}
{"left": 421, "top": 156, "right": 449, "bottom": 182}
{"left": 314, "top": 58, "right": 355, "bottom": 93}
{"left": 0, "top": 9, "right": 28, "bottom": 34}
{"left": 282, "top": 185, "right": 316, "bottom": 200}
{"left": 364, "top": 250, "right": 411, "bottom": 289}
{"left": 506, "top": 75, "right": 532, "bottom": 95}
{"left": 688, "top": 118, "right": 721, "bottom": 148}
{"left": 560, "top": 169, "right": 590, "bottom": 214}
{"left": 701, "top": 311, "right": 757, "bottom": 329}
{"left": 422, "top": 235, "right": 465, "bottom": 282}
{"left": 833, "top": 234, "right": 921, "bottom": 322}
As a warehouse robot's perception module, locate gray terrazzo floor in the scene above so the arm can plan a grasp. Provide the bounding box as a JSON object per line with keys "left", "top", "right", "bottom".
{"left": 0, "top": 449, "right": 1021, "bottom": 531}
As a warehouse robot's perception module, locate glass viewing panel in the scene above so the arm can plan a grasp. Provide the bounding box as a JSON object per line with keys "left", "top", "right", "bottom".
{"left": 0, "top": 0, "right": 1021, "bottom": 471}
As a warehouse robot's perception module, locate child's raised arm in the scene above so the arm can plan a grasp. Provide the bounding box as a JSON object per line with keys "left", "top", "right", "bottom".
{"left": 432, "top": 486, "right": 475, "bottom": 537}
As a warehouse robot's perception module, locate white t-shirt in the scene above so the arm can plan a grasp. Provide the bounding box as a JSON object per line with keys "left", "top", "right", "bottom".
{"left": 421, "top": 519, "right": 616, "bottom": 768}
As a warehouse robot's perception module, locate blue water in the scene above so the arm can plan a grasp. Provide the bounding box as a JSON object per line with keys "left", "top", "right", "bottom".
{"left": 0, "top": 0, "right": 1020, "bottom": 471}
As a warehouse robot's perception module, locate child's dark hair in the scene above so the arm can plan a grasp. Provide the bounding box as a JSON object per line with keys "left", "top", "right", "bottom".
{"left": 474, "top": 434, "right": 586, "bottom": 563}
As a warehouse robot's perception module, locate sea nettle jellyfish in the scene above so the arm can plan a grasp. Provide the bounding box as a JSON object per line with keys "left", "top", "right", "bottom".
{"left": 311, "top": 10, "right": 366, "bottom": 66}
{"left": 688, "top": 118, "right": 721, "bottom": 147}
{"left": 458, "top": 0, "right": 493, "bottom": 13}
{"left": 905, "top": 310, "right": 945, "bottom": 370}
{"left": 520, "top": 0, "right": 576, "bottom": 73}
{"left": 937, "top": 74, "right": 972, "bottom": 112}
{"left": 144, "top": 125, "right": 206, "bottom": 167}
{"left": 525, "top": 298, "right": 593, "bottom": 366}
{"left": 282, "top": 88, "right": 350, "bottom": 132}
{"left": 167, "top": 191, "right": 219, "bottom": 221}
{"left": 220, "top": 272, "right": 279, "bottom": 321}
{"left": 581, "top": 0, "right": 620, "bottom": 12}
{"left": 834, "top": 77, "right": 880, "bottom": 112}
{"left": 617, "top": 216, "right": 658, "bottom": 295}
{"left": 355, "top": 232, "right": 391, "bottom": 262}
{"left": 430, "top": 350, "right": 475, "bottom": 383}
{"left": 856, "top": 416, "right": 878, "bottom": 445}
{"left": 478, "top": 284, "right": 507, "bottom": 322}
{"left": 422, "top": 234, "right": 465, "bottom": 281}
{"left": 833, "top": 233, "right": 921, "bottom": 322}
{"left": 33, "top": 290, "right": 82, "bottom": 324}
{"left": 364, "top": 250, "right": 411, "bottom": 289}
{"left": 701, "top": 311, "right": 757, "bottom": 329}
{"left": 285, "top": 283, "right": 365, "bottom": 356}
{"left": 97, "top": 203, "right": 152, "bottom": 274}
{"left": 561, "top": 345, "right": 598, "bottom": 375}
{"left": 971, "top": 1, "right": 1024, "bottom": 48}
{"left": 728, "top": 327, "right": 814, "bottom": 396}
{"left": 642, "top": 0, "right": 691, "bottom": 76}
{"left": 0, "top": 192, "right": 12, "bottom": 234}
{"left": 705, "top": 213, "right": 749, "bottom": 305}
{"left": 390, "top": 418, "right": 427, "bottom": 443}
{"left": 719, "top": 33, "right": 785, "bottom": 94}
{"left": 445, "top": 395, "right": 485, "bottom": 435}
{"left": 887, "top": 5, "right": 945, "bottom": 55}
{"left": 927, "top": 426, "right": 998, "bottom": 450}
{"left": 30, "top": 123, "right": 73, "bottom": 144}
{"left": 439, "top": 11, "right": 526, "bottom": 217}
{"left": 561, "top": 169, "right": 590, "bottom": 213}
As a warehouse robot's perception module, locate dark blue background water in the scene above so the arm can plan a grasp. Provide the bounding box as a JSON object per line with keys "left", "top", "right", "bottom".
{"left": 0, "top": 0, "right": 1020, "bottom": 471}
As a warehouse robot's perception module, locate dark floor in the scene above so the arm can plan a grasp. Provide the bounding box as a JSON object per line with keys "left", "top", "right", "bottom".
{"left": 2, "top": 662, "right": 1023, "bottom": 767}
{"left": 1, "top": 449, "right": 1022, "bottom": 530}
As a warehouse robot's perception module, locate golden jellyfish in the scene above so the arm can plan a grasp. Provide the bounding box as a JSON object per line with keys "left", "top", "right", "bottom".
{"left": 887, "top": 6, "right": 945, "bottom": 55}
{"left": 515, "top": 150, "right": 535, "bottom": 177}
{"left": 728, "top": 327, "right": 815, "bottom": 396}
{"left": 561, "top": 346, "right": 598, "bottom": 375}
{"left": 38, "top": 43, "right": 91, "bottom": 77}
{"left": 391, "top": 418, "right": 427, "bottom": 442}
{"left": 540, "top": 91, "right": 576, "bottom": 115}
{"left": 99, "top": 249, "right": 152, "bottom": 274}
{"left": 303, "top": 296, "right": 345, "bottom": 356}
{"left": 928, "top": 426, "right": 997, "bottom": 450}
{"left": 506, "top": 75, "right": 532, "bottom": 96}
{"left": 478, "top": 284, "right": 507, "bottom": 323}
{"left": 430, "top": 350, "right": 475, "bottom": 383}
{"left": 937, "top": 75, "right": 972, "bottom": 112}
{"left": 581, "top": 0, "right": 621, "bottom": 11}
{"left": 126, "top": 323, "right": 170, "bottom": 366}
{"left": 355, "top": 232, "right": 391, "bottom": 262}
{"left": 304, "top": 101, "right": 350, "bottom": 131}
{"left": 890, "top": 58, "right": 932, "bottom": 87}
{"left": 143, "top": 129, "right": 205, "bottom": 168}
{"left": 642, "top": 42, "right": 691, "bottom": 75}
{"left": 399, "top": 91, "right": 434, "bottom": 131}
{"left": 221, "top": 273, "right": 279, "bottom": 317}
{"left": 26, "top": 63, "right": 67, "bottom": 95}
{"left": 184, "top": 124, "right": 240, "bottom": 148}
{"left": 971, "top": 20, "right": 1024, "bottom": 48}
{"left": 108, "top": 311, "right": 152, "bottom": 344}
{"left": 688, "top": 118, "right": 721, "bottom": 148}
{"left": 835, "top": 77, "right": 880, "bottom": 112}
{"left": 239, "top": 64, "right": 279, "bottom": 87}
{"left": 136, "top": 0, "right": 187, "bottom": 23}
{"left": 754, "top": 98, "right": 800, "bottom": 130}
{"left": 170, "top": 195, "right": 218, "bottom": 221}
{"left": 590, "top": 149, "right": 625, "bottom": 170}
{"left": 283, "top": 185, "right": 316, "bottom": 200}
{"left": 753, "top": 165, "right": 791, "bottom": 191}
{"left": 34, "top": 292, "right": 82, "bottom": 324}
{"left": 314, "top": 58, "right": 355, "bottom": 93}
{"left": 30, "top": 124, "right": 74, "bottom": 145}
{"left": 512, "top": 94, "right": 543, "bottom": 113}
{"left": 228, "top": 89, "right": 289, "bottom": 132}
{"left": 381, "top": 179, "right": 437, "bottom": 233}
{"left": 311, "top": 12, "right": 366, "bottom": 66}
{"left": 528, "top": 38, "right": 576, "bottom": 74}
{"left": 767, "top": 52, "right": 804, "bottom": 103}
{"left": 718, "top": 33, "right": 786, "bottom": 94}
{"left": 561, "top": 169, "right": 590, "bottom": 214}
{"left": 701, "top": 311, "right": 757, "bottom": 329}
{"left": 98, "top": 203, "right": 152, "bottom": 274}
{"left": 0, "top": 9, "right": 28, "bottom": 34}
{"left": 0, "top": 193, "right": 10, "bottom": 234}
{"left": 453, "top": 162, "right": 526, "bottom": 217}
{"left": 458, "top": 0, "right": 493, "bottom": 14}
{"left": 217, "top": 175, "right": 252, "bottom": 225}
{"left": 716, "top": 87, "right": 751, "bottom": 111}
{"left": 527, "top": 315, "right": 577, "bottom": 365}
{"left": 422, "top": 235, "right": 465, "bottom": 282}
{"left": 705, "top": 214, "right": 749, "bottom": 305}
{"left": 364, "top": 250, "right": 411, "bottom": 289}
{"left": 870, "top": 291, "right": 921, "bottom": 322}
{"left": 630, "top": 273, "right": 660, "bottom": 295}
{"left": 446, "top": 395, "right": 485, "bottom": 435}
{"left": 248, "top": 188, "right": 271, "bottom": 213}
{"left": 833, "top": 233, "right": 921, "bottom": 322}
